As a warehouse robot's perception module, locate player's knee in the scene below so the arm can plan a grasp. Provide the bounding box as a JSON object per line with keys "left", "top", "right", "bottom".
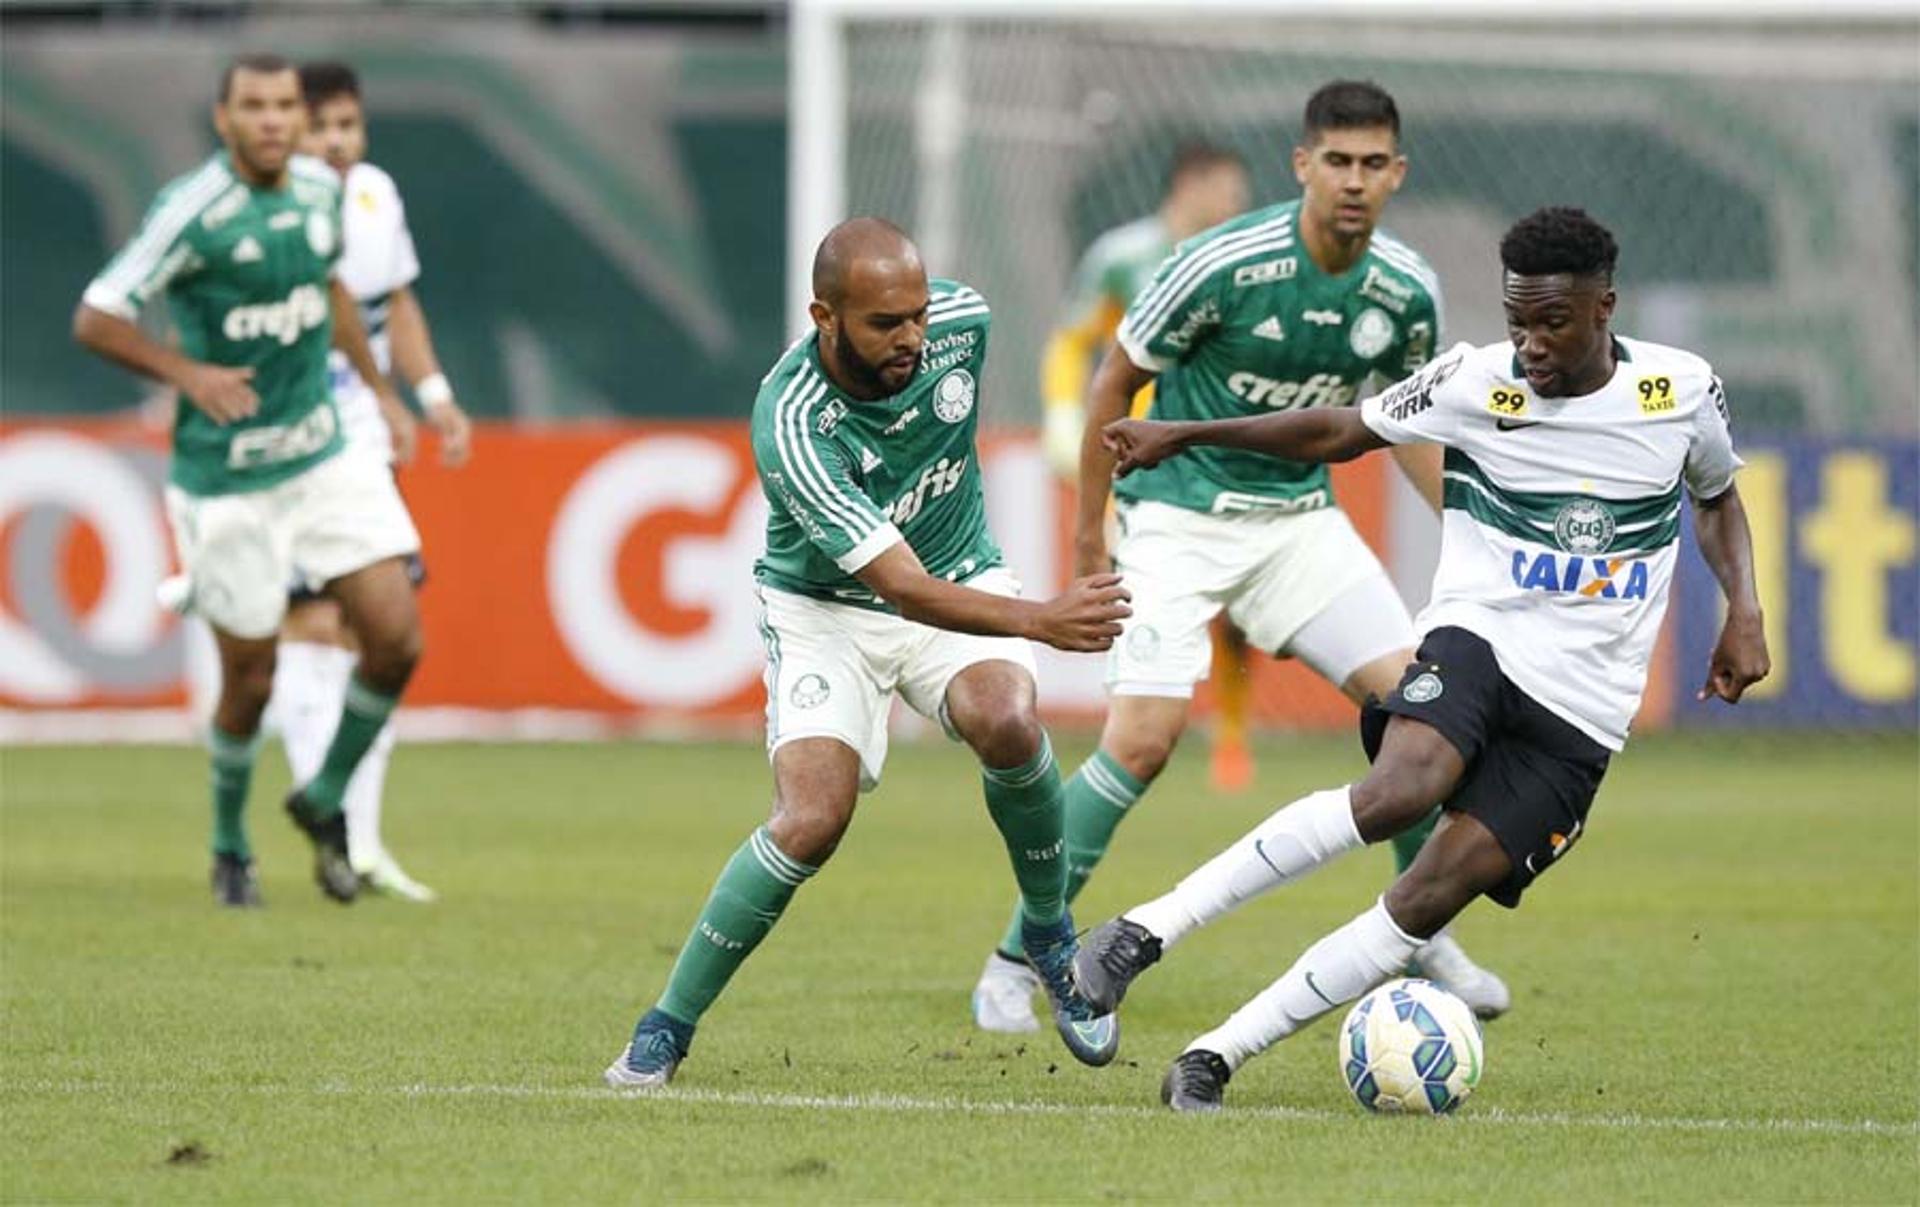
{"left": 766, "top": 796, "right": 852, "bottom": 868}
{"left": 1103, "top": 718, "right": 1180, "bottom": 783}
{"left": 1383, "top": 866, "right": 1476, "bottom": 940}
{"left": 358, "top": 622, "right": 423, "bottom": 691}
{"left": 1349, "top": 766, "right": 1447, "bottom": 844}
{"left": 964, "top": 706, "right": 1043, "bottom": 771}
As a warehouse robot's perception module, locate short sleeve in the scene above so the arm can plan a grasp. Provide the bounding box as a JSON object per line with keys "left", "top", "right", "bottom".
{"left": 1114, "top": 245, "right": 1225, "bottom": 372}
{"left": 1361, "top": 342, "right": 1476, "bottom": 445}
{"left": 754, "top": 398, "right": 902, "bottom": 573}
{"left": 83, "top": 186, "right": 207, "bottom": 319}
{"left": 1683, "top": 373, "right": 1743, "bottom": 499}
{"left": 387, "top": 184, "right": 421, "bottom": 289}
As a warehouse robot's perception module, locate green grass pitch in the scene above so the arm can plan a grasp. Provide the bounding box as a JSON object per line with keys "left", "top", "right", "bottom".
{"left": 3, "top": 733, "right": 1915, "bottom": 1202}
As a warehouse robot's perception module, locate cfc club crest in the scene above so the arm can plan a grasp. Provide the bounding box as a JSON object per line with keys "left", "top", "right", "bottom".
{"left": 1349, "top": 307, "right": 1396, "bottom": 359}
{"left": 1402, "top": 672, "right": 1444, "bottom": 704}
{"left": 933, "top": 368, "right": 976, "bottom": 424}
{"left": 789, "top": 673, "right": 831, "bottom": 710}
{"left": 1553, "top": 499, "right": 1617, "bottom": 555}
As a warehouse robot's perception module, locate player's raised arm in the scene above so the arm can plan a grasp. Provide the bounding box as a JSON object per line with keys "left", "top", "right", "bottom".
{"left": 1074, "top": 346, "right": 1157, "bottom": 572}
{"left": 854, "top": 543, "right": 1130, "bottom": 654}
{"left": 1103, "top": 408, "right": 1386, "bottom": 477}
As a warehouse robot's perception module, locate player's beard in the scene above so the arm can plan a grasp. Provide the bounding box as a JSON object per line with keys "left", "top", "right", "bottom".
{"left": 835, "top": 326, "right": 918, "bottom": 399}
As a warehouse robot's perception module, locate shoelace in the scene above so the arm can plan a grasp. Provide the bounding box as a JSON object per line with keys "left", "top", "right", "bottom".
{"left": 1097, "top": 922, "right": 1159, "bottom": 980}
{"left": 1026, "top": 928, "right": 1098, "bottom": 1022}
{"left": 631, "top": 1029, "right": 682, "bottom": 1072}
{"left": 1171, "top": 1052, "right": 1229, "bottom": 1100}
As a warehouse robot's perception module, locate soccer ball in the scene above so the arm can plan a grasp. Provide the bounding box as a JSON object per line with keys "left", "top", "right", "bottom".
{"left": 1338, "top": 978, "right": 1484, "bottom": 1114}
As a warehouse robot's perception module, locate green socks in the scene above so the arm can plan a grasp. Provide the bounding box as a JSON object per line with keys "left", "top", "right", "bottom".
{"left": 301, "top": 674, "right": 398, "bottom": 816}
{"left": 981, "top": 734, "right": 1070, "bottom": 929}
{"left": 995, "top": 746, "right": 1145, "bottom": 958}
{"left": 208, "top": 725, "right": 260, "bottom": 860}
{"left": 1392, "top": 806, "right": 1442, "bottom": 873}
{"left": 657, "top": 826, "right": 817, "bottom": 1026}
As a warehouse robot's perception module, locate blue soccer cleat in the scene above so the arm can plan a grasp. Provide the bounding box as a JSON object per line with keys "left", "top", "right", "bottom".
{"left": 605, "top": 1008, "right": 694, "bottom": 1090}
{"left": 1021, "top": 912, "right": 1120, "bottom": 1067}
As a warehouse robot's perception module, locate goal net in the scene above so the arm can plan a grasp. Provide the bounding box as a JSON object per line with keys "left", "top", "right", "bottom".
{"left": 791, "top": 2, "right": 1919, "bottom": 436}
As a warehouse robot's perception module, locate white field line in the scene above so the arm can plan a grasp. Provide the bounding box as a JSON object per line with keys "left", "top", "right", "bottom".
{"left": 8, "top": 1079, "right": 1917, "bottom": 1138}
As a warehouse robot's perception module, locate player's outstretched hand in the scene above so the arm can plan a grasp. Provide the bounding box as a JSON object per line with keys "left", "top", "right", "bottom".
{"left": 1032, "top": 572, "right": 1131, "bottom": 653}
{"left": 427, "top": 401, "right": 473, "bottom": 468}
{"left": 1698, "top": 609, "right": 1769, "bottom": 703}
{"left": 177, "top": 363, "right": 259, "bottom": 425}
{"left": 1101, "top": 418, "right": 1184, "bottom": 476}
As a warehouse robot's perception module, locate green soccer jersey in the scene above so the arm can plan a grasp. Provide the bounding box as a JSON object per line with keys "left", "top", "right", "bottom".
{"left": 1060, "top": 215, "right": 1169, "bottom": 331}
{"left": 751, "top": 279, "right": 1003, "bottom": 609}
{"left": 84, "top": 153, "right": 345, "bottom": 496}
{"left": 1113, "top": 199, "right": 1442, "bottom": 514}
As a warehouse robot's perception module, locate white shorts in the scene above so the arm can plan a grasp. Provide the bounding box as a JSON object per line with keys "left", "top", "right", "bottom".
{"left": 759, "top": 566, "right": 1038, "bottom": 791}
{"left": 164, "top": 448, "right": 421, "bottom": 640}
{"left": 1107, "top": 500, "right": 1415, "bottom": 697}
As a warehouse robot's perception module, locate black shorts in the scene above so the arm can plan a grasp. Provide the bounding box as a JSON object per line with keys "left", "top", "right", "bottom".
{"left": 1360, "top": 626, "right": 1610, "bottom": 908}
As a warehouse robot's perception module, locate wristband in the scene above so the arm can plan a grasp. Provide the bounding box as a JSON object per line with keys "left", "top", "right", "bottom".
{"left": 416, "top": 372, "right": 454, "bottom": 409}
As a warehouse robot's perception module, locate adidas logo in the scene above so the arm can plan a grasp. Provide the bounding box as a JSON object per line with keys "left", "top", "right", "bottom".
{"left": 1251, "top": 316, "right": 1286, "bottom": 342}
{"left": 859, "top": 445, "right": 883, "bottom": 473}
{"left": 232, "top": 236, "right": 264, "bottom": 264}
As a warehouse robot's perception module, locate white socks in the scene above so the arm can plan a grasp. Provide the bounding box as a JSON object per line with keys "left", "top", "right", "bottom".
{"left": 273, "top": 641, "right": 391, "bottom": 870}
{"left": 1124, "top": 786, "right": 1363, "bottom": 948}
{"left": 1189, "top": 897, "right": 1424, "bottom": 1070}
{"left": 343, "top": 723, "right": 396, "bottom": 872}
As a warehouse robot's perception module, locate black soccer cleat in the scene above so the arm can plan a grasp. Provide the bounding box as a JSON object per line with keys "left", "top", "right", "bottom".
{"left": 1072, "top": 917, "right": 1162, "bottom": 1014}
{"left": 284, "top": 791, "right": 358, "bottom": 904}
{"left": 1161, "top": 1049, "right": 1231, "bottom": 1113}
{"left": 210, "top": 852, "right": 263, "bottom": 908}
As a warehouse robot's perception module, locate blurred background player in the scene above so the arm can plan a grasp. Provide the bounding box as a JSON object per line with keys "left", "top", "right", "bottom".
{"left": 268, "top": 60, "right": 474, "bottom": 903}
{"left": 1039, "top": 141, "right": 1261, "bottom": 796}
{"left": 72, "top": 54, "right": 427, "bottom": 906}
{"left": 607, "top": 219, "right": 1131, "bottom": 1088}
{"left": 1081, "top": 206, "right": 1768, "bottom": 1111}
{"left": 973, "top": 80, "right": 1509, "bottom": 1034}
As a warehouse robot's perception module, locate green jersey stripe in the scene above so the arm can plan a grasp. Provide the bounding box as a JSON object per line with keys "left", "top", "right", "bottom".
{"left": 1369, "top": 236, "right": 1440, "bottom": 292}
{"left": 1126, "top": 213, "right": 1294, "bottom": 337}
{"left": 775, "top": 371, "right": 876, "bottom": 542}
{"left": 784, "top": 368, "right": 885, "bottom": 540}
{"left": 1128, "top": 211, "right": 1292, "bottom": 326}
{"left": 98, "top": 167, "right": 230, "bottom": 298}
{"left": 1125, "top": 233, "right": 1299, "bottom": 354}
{"left": 1445, "top": 479, "right": 1680, "bottom": 553}
{"left": 104, "top": 161, "right": 227, "bottom": 278}
{"left": 1445, "top": 448, "right": 1680, "bottom": 526}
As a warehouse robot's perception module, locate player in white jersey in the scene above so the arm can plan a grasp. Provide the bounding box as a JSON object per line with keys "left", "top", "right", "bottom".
{"left": 271, "top": 61, "right": 473, "bottom": 902}
{"left": 1072, "top": 208, "right": 1770, "bottom": 1110}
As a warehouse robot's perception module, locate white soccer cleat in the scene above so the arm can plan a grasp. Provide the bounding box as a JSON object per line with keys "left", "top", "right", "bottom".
{"left": 1411, "top": 930, "right": 1512, "bottom": 1019}
{"left": 971, "top": 950, "right": 1043, "bottom": 1034}
{"left": 357, "top": 853, "right": 438, "bottom": 903}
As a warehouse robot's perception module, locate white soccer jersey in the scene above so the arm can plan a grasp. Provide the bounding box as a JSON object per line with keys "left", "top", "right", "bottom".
{"left": 1361, "top": 337, "right": 1742, "bottom": 750}
{"left": 327, "top": 161, "right": 421, "bottom": 460}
